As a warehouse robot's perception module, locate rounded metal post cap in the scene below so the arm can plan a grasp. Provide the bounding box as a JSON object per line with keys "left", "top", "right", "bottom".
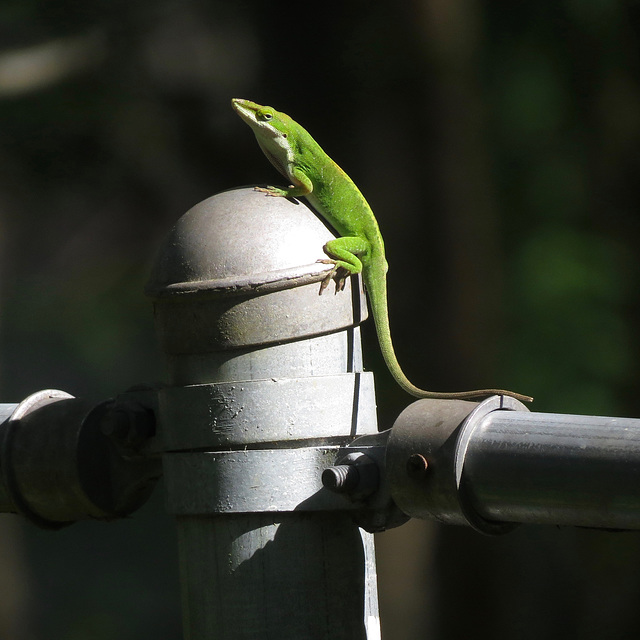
{"left": 145, "top": 187, "right": 367, "bottom": 353}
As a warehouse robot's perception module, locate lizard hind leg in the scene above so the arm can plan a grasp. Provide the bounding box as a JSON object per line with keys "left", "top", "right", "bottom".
{"left": 316, "top": 235, "right": 368, "bottom": 295}
{"left": 317, "top": 260, "right": 352, "bottom": 293}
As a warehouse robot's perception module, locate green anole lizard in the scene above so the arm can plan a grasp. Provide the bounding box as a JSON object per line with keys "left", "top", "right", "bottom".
{"left": 232, "top": 98, "right": 533, "bottom": 403}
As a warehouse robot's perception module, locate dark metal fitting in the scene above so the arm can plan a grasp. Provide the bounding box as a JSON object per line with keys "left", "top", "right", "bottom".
{"left": 387, "top": 395, "right": 527, "bottom": 535}
{"left": 100, "top": 400, "right": 156, "bottom": 456}
{"left": 322, "top": 452, "right": 379, "bottom": 500}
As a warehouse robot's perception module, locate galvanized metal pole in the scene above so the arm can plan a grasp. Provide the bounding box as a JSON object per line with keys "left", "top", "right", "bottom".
{"left": 146, "top": 188, "right": 381, "bottom": 640}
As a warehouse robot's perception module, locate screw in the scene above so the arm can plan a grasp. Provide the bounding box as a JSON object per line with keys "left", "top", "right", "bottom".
{"left": 406, "top": 453, "right": 429, "bottom": 478}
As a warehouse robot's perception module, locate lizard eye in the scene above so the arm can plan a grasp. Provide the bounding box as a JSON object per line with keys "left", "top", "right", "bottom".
{"left": 259, "top": 112, "right": 273, "bottom": 121}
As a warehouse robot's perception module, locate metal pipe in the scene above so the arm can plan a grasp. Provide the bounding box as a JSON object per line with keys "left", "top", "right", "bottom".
{"left": 462, "top": 408, "right": 640, "bottom": 529}
{"left": 0, "top": 404, "right": 18, "bottom": 422}
{"left": 0, "top": 403, "right": 18, "bottom": 510}
{"left": 386, "top": 396, "right": 640, "bottom": 533}
{"left": 0, "top": 389, "right": 161, "bottom": 527}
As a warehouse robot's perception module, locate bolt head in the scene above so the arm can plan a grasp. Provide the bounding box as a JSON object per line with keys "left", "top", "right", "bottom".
{"left": 406, "top": 453, "right": 429, "bottom": 478}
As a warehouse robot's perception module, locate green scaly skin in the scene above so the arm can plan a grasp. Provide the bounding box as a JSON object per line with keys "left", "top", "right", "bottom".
{"left": 232, "top": 98, "right": 533, "bottom": 403}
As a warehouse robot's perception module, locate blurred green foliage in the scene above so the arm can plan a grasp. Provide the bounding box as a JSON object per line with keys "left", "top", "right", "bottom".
{"left": 0, "top": 1, "right": 639, "bottom": 639}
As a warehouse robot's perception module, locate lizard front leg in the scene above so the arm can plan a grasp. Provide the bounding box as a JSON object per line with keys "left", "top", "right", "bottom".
{"left": 255, "top": 167, "right": 313, "bottom": 199}
{"left": 318, "top": 235, "right": 370, "bottom": 294}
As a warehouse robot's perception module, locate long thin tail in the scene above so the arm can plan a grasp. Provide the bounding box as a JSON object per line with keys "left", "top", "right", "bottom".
{"left": 363, "top": 270, "right": 533, "bottom": 403}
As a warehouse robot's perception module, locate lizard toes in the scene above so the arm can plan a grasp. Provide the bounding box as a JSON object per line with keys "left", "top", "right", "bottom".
{"left": 333, "top": 267, "right": 349, "bottom": 293}
{"left": 254, "top": 186, "right": 281, "bottom": 196}
{"left": 319, "top": 273, "right": 334, "bottom": 295}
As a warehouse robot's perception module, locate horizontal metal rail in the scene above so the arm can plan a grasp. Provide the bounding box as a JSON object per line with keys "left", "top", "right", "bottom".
{"left": 462, "top": 408, "right": 640, "bottom": 530}
{"left": 385, "top": 396, "right": 640, "bottom": 533}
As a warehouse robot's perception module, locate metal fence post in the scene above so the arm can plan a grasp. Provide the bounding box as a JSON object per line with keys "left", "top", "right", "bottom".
{"left": 146, "top": 188, "right": 382, "bottom": 639}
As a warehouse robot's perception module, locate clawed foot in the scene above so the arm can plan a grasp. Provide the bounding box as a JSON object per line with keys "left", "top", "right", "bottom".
{"left": 317, "top": 259, "right": 349, "bottom": 294}
{"left": 254, "top": 186, "right": 283, "bottom": 197}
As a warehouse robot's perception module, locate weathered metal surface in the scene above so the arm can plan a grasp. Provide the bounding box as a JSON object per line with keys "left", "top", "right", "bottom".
{"left": 177, "top": 513, "right": 378, "bottom": 640}
{"left": 148, "top": 187, "right": 381, "bottom": 639}
{"left": 146, "top": 187, "right": 367, "bottom": 354}
{"left": 157, "top": 372, "right": 377, "bottom": 451}
{"left": 386, "top": 397, "right": 485, "bottom": 528}
{"left": 164, "top": 328, "right": 364, "bottom": 386}
{"left": 164, "top": 447, "right": 352, "bottom": 514}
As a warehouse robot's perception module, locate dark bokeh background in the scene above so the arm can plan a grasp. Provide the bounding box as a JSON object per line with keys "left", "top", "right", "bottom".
{"left": 1, "top": 1, "right": 640, "bottom": 638}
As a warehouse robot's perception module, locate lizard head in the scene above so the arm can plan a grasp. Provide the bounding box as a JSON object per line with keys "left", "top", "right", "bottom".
{"left": 231, "top": 98, "right": 295, "bottom": 177}
{"left": 232, "top": 98, "right": 278, "bottom": 127}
